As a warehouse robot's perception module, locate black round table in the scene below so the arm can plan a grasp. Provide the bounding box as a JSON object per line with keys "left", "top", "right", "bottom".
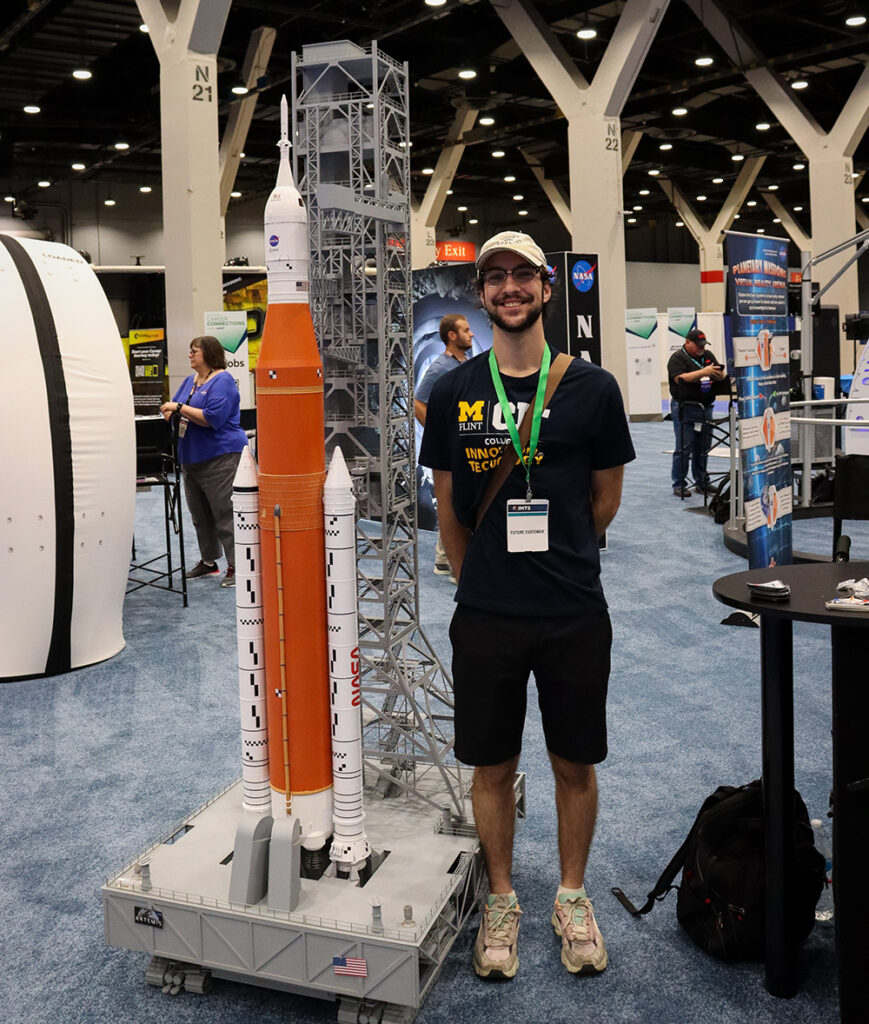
{"left": 714, "top": 561, "right": 869, "bottom": 1021}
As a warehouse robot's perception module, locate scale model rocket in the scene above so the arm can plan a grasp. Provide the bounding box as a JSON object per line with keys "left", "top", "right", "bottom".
{"left": 234, "top": 96, "right": 368, "bottom": 875}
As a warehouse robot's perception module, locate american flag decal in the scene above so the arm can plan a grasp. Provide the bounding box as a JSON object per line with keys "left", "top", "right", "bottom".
{"left": 332, "top": 955, "right": 367, "bottom": 977}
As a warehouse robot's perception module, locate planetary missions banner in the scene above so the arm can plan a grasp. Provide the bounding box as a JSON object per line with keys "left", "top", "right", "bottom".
{"left": 724, "top": 232, "right": 792, "bottom": 568}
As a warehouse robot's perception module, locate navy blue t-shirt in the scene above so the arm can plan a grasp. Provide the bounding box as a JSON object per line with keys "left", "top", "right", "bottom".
{"left": 418, "top": 347, "right": 635, "bottom": 617}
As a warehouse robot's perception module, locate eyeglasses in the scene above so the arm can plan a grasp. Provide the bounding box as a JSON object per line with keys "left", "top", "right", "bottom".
{"left": 480, "top": 265, "right": 539, "bottom": 287}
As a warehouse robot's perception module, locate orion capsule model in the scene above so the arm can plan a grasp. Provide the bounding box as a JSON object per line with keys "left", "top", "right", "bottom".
{"left": 256, "top": 94, "right": 333, "bottom": 850}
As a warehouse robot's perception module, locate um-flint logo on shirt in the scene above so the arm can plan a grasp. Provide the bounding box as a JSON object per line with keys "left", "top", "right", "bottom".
{"left": 456, "top": 398, "right": 551, "bottom": 434}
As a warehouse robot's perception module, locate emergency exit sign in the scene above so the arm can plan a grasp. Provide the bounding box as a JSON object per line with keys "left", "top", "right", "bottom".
{"left": 435, "top": 240, "right": 476, "bottom": 262}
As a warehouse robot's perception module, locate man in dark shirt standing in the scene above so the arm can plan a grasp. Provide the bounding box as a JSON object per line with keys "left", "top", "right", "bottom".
{"left": 419, "top": 231, "right": 635, "bottom": 981}
{"left": 666, "top": 327, "right": 728, "bottom": 497}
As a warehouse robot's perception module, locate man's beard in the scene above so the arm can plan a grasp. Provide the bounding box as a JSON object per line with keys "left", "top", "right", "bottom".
{"left": 486, "top": 296, "right": 545, "bottom": 334}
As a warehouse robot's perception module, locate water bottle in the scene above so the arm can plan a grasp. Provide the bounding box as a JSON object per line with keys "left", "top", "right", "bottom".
{"left": 811, "top": 818, "right": 834, "bottom": 922}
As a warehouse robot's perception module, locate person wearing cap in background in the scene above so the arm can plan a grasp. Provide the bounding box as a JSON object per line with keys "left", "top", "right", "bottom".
{"left": 419, "top": 230, "right": 635, "bottom": 981}
{"left": 667, "top": 327, "right": 728, "bottom": 498}
{"left": 414, "top": 313, "right": 475, "bottom": 579}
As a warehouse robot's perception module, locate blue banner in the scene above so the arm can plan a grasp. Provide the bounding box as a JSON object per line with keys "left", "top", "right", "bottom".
{"left": 724, "top": 232, "right": 792, "bottom": 568}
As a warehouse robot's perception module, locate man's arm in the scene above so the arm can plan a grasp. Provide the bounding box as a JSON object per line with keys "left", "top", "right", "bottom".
{"left": 432, "top": 469, "right": 471, "bottom": 581}
{"left": 590, "top": 465, "right": 625, "bottom": 539}
{"left": 414, "top": 398, "right": 427, "bottom": 426}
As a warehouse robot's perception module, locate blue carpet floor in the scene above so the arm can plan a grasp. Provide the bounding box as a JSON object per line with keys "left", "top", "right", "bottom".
{"left": 1, "top": 420, "right": 862, "bottom": 1024}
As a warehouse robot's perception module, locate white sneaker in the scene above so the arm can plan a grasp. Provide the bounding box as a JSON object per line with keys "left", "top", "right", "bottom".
{"left": 551, "top": 892, "right": 608, "bottom": 974}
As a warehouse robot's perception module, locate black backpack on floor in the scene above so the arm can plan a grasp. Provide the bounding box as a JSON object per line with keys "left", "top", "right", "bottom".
{"left": 612, "top": 780, "right": 825, "bottom": 961}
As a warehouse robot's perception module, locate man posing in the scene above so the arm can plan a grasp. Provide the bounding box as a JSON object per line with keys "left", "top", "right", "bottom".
{"left": 415, "top": 314, "right": 475, "bottom": 576}
{"left": 419, "top": 232, "right": 635, "bottom": 979}
{"left": 667, "top": 327, "right": 728, "bottom": 498}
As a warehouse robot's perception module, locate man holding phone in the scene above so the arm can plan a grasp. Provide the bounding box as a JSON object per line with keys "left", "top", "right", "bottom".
{"left": 667, "top": 327, "right": 728, "bottom": 498}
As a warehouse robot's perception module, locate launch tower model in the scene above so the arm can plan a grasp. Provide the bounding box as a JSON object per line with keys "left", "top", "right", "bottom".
{"left": 291, "top": 41, "right": 462, "bottom": 816}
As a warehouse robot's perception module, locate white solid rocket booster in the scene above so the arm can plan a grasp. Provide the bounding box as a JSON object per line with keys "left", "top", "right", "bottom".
{"left": 232, "top": 446, "right": 271, "bottom": 813}
{"left": 324, "top": 447, "right": 371, "bottom": 870}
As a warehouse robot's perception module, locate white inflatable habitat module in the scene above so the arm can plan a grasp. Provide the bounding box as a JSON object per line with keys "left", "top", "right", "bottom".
{"left": 0, "top": 234, "right": 135, "bottom": 680}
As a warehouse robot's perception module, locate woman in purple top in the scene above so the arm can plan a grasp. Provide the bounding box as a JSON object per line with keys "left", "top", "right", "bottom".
{"left": 160, "top": 335, "right": 248, "bottom": 588}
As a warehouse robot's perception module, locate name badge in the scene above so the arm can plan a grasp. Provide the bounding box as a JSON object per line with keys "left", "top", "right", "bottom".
{"left": 506, "top": 499, "right": 549, "bottom": 552}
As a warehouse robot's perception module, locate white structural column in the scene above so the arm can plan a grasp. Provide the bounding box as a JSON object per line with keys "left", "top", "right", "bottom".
{"left": 658, "top": 155, "right": 764, "bottom": 311}
{"left": 410, "top": 103, "right": 478, "bottom": 270}
{"left": 762, "top": 193, "right": 811, "bottom": 253}
{"left": 137, "top": 0, "right": 231, "bottom": 393}
{"left": 520, "top": 147, "right": 571, "bottom": 233}
{"left": 685, "top": 0, "right": 869, "bottom": 372}
{"left": 493, "top": 0, "right": 669, "bottom": 390}
{"left": 219, "top": 27, "right": 276, "bottom": 218}
{"left": 621, "top": 129, "right": 643, "bottom": 174}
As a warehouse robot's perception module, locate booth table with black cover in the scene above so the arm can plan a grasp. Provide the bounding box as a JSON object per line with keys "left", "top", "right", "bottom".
{"left": 713, "top": 562, "right": 869, "bottom": 1022}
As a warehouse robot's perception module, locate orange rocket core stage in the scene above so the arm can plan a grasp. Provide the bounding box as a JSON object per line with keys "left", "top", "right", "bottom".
{"left": 256, "top": 301, "right": 332, "bottom": 811}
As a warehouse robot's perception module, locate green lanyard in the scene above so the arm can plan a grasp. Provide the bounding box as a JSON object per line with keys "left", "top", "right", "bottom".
{"left": 488, "top": 345, "right": 551, "bottom": 500}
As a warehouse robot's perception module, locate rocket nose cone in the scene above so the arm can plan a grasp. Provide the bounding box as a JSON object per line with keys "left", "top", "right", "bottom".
{"left": 325, "top": 445, "right": 353, "bottom": 491}
{"left": 233, "top": 445, "right": 259, "bottom": 488}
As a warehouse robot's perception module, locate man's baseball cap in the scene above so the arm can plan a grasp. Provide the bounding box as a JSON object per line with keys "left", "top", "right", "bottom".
{"left": 476, "top": 231, "right": 547, "bottom": 270}
{"left": 686, "top": 327, "right": 708, "bottom": 345}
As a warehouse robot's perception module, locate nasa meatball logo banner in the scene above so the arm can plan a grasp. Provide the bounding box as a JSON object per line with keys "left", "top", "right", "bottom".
{"left": 724, "top": 231, "right": 792, "bottom": 568}
{"left": 545, "top": 252, "right": 601, "bottom": 365}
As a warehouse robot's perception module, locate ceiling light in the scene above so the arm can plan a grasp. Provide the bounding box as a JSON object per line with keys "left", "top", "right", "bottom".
{"left": 794, "top": 205, "right": 804, "bottom": 211}
{"left": 755, "top": 122, "right": 771, "bottom": 131}
{"left": 513, "top": 194, "right": 524, "bottom": 201}
{"left": 791, "top": 79, "right": 808, "bottom": 90}
{"left": 627, "top": 217, "right": 637, "bottom": 224}
{"left": 747, "top": 200, "right": 757, "bottom": 207}
{"left": 71, "top": 162, "right": 85, "bottom": 171}
{"left": 732, "top": 153, "right": 745, "bottom": 161}
{"left": 492, "top": 150, "right": 505, "bottom": 158}
{"left": 457, "top": 205, "right": 468, "bottom": 211}
{"left": 139, "top": 186, "right": 152, "bottom": 193}
{"left": 862, "top": 197, "right": 869, "bottom": 204}
{"left": 469, "top": 218, "right": 478, "bottom": 224}
{"left": 37, "top": 180, "right": 51, "bottom": 188}
{"left": 425, "top": 0, "right": 447, "bottom": 6}
{"left": 458, "top": 69, "right": 477, "bottom": 80}
{"left": 734, "top": 214, "right": 740, "bottom": 219}
{"left": 712, "top": 177, "right": 724, "bottom": 184}
{"left": 659, "top": 143, "right": 673, "bottom": 151}
{"left": 773, "top": 218, "right": 781, "bottom": 223}
{"left": 446, "top": 189, "right": 453, "bottom": 195}
{"left": 72, "top": 69, "right": 92, "bottom": 80}
{"left": 518, "top": 209, "right": 528, "bottom": 216}
{"left": 648, "top": 168, "right": 660, "bottom": 176}
{"left": 695, "top": 56, "right": 714, "bottom": 67}
{"left": 479, "top": 116, "right": 495, "bottom": 126}
{"left": 230, "top": 191, "right": 242, "bottom": 198}
{"left": 114, "top": 142, "right": 130, "bottom": 150}
{"left": 231, "top": 85, "right": 249, "bottom": 96}
{"left": 504, "top": 175, "right": 516, "bottom": 182}
{"left": 239, "top": 152, "right": 245, "bottom": 158}
{"left": 793, "top": 162, "right": 805, "bottom": 171}
{"left": 768, "top": 184, "right": 779, "bottom": 190}
{"left": 577, "top": 28, "right": 597, "bottom": 39}
{"left": 3, "top": 195, "right": 14, "bottom": 203}
{"left": 633, "top": 205, "right": 643, "bottom": 211}
{"left": 23, "top": 105, "right": 41, "bottom": 114}
{"left": 639, "top": 189, "right": 650, "bottom": 196}
{"left": 696, "top": 194, "right": 707, "bottom": 201}
{"left": 672, "top": 107, "right": 688, "bottom": 116}
{"left": 846, "top": 14, "right": 867, "bottom": 26}
{"left": 422, "top": 167, "right": 434, "bottom": 175}
{"left": 104, "top": 197, "right": 116, "bottom": 207}
{"left": 757, "top": 228, "right": 765, "bottom": 233}
{"left": 676, "top": 220, "right": 684, "bottom": 227}
{"left": 139, "top": 23, "right": 149, "bottom": 33}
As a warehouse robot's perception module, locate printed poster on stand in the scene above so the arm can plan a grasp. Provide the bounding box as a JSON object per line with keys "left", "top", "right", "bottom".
{"left": 204, "top": 310, "right": 252, "bottom": 409}
{"left": 724, "top": 231, "right": 792, "bottom": 568}
{"left": 625, "top": 308, "right": 661, "bottom": 417}
{"left": 844, "top": 340, "right": 869, "bottom": 454}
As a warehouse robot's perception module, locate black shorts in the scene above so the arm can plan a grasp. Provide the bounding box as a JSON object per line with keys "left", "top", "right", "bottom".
{"left": 449, "top": 604, "right": 611, "bottom": 767}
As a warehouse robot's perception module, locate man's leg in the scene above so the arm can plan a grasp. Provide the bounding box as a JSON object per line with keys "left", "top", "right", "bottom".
{"left": 548, "top": 755, "right": 597, "bottom": 889}
{"left": 472, "top": 755, "right": 521, "bottom": 894}
{"left": 670, "top": 401, "right": 689, "bottom": 492}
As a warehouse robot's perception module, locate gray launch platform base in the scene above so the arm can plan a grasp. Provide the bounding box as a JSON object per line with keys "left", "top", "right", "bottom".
{"left": 103, "top": 773, "right": 526, "bottom": 1023}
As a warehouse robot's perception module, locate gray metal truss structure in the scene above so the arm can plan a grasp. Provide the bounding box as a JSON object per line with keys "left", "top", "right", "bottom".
{"left": 291, "top": 41, "right": 464, "bottom": 816}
